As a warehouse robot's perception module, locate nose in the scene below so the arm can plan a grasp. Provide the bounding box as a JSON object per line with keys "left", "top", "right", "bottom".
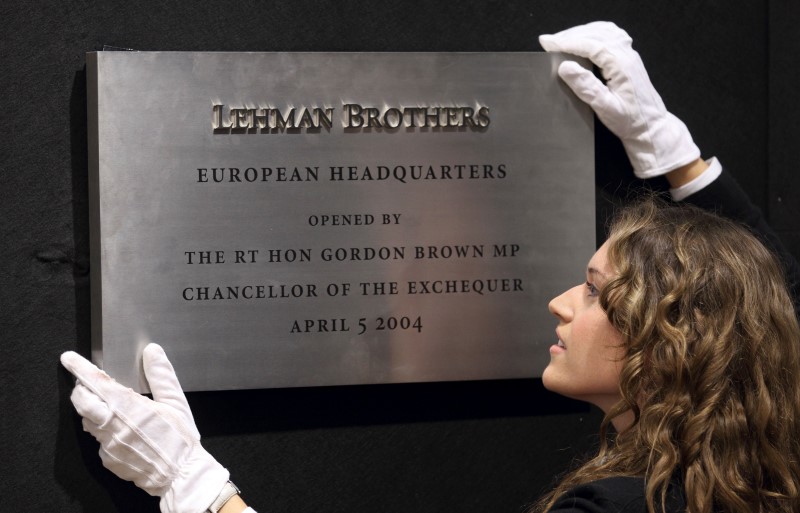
{"left": 548, "top": 286, "right": 575, "bottom": 322}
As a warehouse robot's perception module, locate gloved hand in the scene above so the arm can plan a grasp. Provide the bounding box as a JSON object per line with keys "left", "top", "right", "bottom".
{"left": 61, "top": 344, "right": 230, "bottom": 513}
{"left": 539, "top": 21, "right": 700, "bottom": 178}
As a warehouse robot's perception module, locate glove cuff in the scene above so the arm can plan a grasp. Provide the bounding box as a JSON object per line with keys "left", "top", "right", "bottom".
{"left": 161, "top": 444, "right": 230, "bottom": 513}
{"left": 629, "top": 113, "right": 700, "bottom": 179}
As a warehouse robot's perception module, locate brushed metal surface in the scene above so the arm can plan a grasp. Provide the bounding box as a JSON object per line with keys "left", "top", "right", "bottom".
{"left": 87, "top": 52, "right": 594, "bottom": 392}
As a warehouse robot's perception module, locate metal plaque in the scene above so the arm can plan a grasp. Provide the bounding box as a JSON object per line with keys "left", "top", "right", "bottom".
{"left": 87, "top": 52, "right": 594, "bottom": 392}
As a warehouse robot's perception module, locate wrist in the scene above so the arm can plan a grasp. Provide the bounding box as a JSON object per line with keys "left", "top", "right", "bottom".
{"left": 669, "top": 157, "right": 722, "bottom": 201}
{"left": 219, "top": 495, "right": 248, "bottom": 513}
{"left": 665, "top": 157, "right": 709, "bottom": 189}
{"left": 163, "top": 445, "right": 229, "bottom": 513}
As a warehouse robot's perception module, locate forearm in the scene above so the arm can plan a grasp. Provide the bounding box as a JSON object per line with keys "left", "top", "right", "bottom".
{"left": 219, "top": 495, "right": 249, "bottom": 513}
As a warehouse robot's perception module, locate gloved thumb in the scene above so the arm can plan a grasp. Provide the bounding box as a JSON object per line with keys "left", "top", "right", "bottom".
{"left": 142, "top": 343, "right": 197, "bottom": 430}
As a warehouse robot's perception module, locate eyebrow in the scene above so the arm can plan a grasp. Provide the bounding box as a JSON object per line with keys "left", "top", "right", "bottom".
{"left": 587, "top": 267, "right": 608, "bottom": 280}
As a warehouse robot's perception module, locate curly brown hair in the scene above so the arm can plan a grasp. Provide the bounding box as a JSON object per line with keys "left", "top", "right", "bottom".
{"left": 536, "top": 198, "right": 800, "bottom": 513}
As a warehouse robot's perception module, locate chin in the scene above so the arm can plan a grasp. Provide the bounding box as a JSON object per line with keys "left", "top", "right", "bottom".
{"left": 541, "top": 366, "right": 559, "bottom": 393}
{"left": 541, "top": 368, "right": 582, "bottom": 402}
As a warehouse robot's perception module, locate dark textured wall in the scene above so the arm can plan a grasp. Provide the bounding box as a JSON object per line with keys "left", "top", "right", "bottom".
{"left": 2, "top": 2, "right": 797, "bottom": 512}
{"left": 769, "top": 0, "right": 800, "bottom": 260}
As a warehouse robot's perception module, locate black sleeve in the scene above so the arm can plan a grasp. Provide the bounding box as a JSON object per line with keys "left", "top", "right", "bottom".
{"left": 681, "top": 171, "right": 800, "bottom": 319}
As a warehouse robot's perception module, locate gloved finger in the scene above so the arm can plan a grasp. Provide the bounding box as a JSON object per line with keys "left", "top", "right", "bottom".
{"left": 557, "top": 61, "right": 626, "bottom": 118}
{"left": 96, "top": 431, "right": 173, "bottom": 491}
{"left": 539, "top": 31, "right": 606, "bottom": 56}
{"left": 98, "top": 444, "right": 153, "bottom": 488}
{"left": 81, "top": 416, "right": 104, "bottom": 440}
{"left": 61, "top": 351, "right": 102, "bottom": 380}
{"left": 71, "top": 382, "right": 114, "bottom": 427}
{"left": 551, "top": 21, "right": 630, "bottom": 41}
{"left": 539, "top": 22, "right": 632, "bottom": 72}
{"left": 539, "top": 21, "right": 630, "bottom": 54}
{"left": 83, "top": 416, "right": 168, "bottom": 490}
{"left": 84, "top": 414, "right": 176, "bottom": 489}
{"left": 142, "top": 343, "right": 195, "bottom": 425}
{"left": 99, "top": 445, "right": 171, "bottom": 494}
{"left": 61, "top": 351, "right": 129, "bottom": 402}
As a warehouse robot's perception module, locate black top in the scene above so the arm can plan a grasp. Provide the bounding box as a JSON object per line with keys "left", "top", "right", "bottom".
{"left": 549, "top": 476, "right": 685, "bottom": 513}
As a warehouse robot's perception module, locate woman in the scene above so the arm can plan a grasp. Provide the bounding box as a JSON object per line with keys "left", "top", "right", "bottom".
{"left": 535, "top": 23, "right": 800, "bottom": 512}
{"left": 61, "top": 22, "right": 800, "bottom": 513}
{"left": 539, "top": 198, "right": 800, "bottom": 513}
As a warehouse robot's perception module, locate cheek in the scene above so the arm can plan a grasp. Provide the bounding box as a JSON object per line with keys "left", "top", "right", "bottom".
{"left": 589, "top": 319, "right": 626, "bottom": 384}
{"left": 586, "top": 308, "right": 625, "bottom": 348}
{"left": 576, "top": 306, "right": 625, "bottom": 351}
{"left": 567, "top": 311, "right": 626, "bottom": 392}
{"left": 578, "top": 308, "right": 617, "bottom": 341}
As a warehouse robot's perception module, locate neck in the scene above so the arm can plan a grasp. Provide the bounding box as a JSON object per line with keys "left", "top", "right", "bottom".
{"left": 609, "top": 408, "right": 635, "bottom": 432}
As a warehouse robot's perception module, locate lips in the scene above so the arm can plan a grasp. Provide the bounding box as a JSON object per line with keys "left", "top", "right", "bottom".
{"left": 555, "top": 329, "right": 566, "bottom": 349}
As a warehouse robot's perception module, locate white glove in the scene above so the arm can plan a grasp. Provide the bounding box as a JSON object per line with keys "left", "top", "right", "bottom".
{"left": 61, "top": 344, "right": 230, "bottom": 513}
{"left": 539, "top": 21, "right": 700, "bottom": 178}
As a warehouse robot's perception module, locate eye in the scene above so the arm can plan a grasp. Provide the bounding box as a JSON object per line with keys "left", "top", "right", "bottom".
{"left": 585, "top": 281, "right": 599, "bottom": 297}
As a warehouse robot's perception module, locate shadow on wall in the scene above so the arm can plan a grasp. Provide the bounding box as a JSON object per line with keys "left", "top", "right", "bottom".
{"left": 55, "top": 359, "right": 161, "bottom": 512}
{"left": 53, "top": 68, "right": 159, "bottom": 513}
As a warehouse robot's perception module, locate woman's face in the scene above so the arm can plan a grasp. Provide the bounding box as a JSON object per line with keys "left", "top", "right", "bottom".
{"left": 542, "top": 240, "right": 626, "bottom": 413}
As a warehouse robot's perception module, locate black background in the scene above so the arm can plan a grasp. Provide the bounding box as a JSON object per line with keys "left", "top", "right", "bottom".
{"left": 2, "top": 1, "right": 798, "bottom": 512}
